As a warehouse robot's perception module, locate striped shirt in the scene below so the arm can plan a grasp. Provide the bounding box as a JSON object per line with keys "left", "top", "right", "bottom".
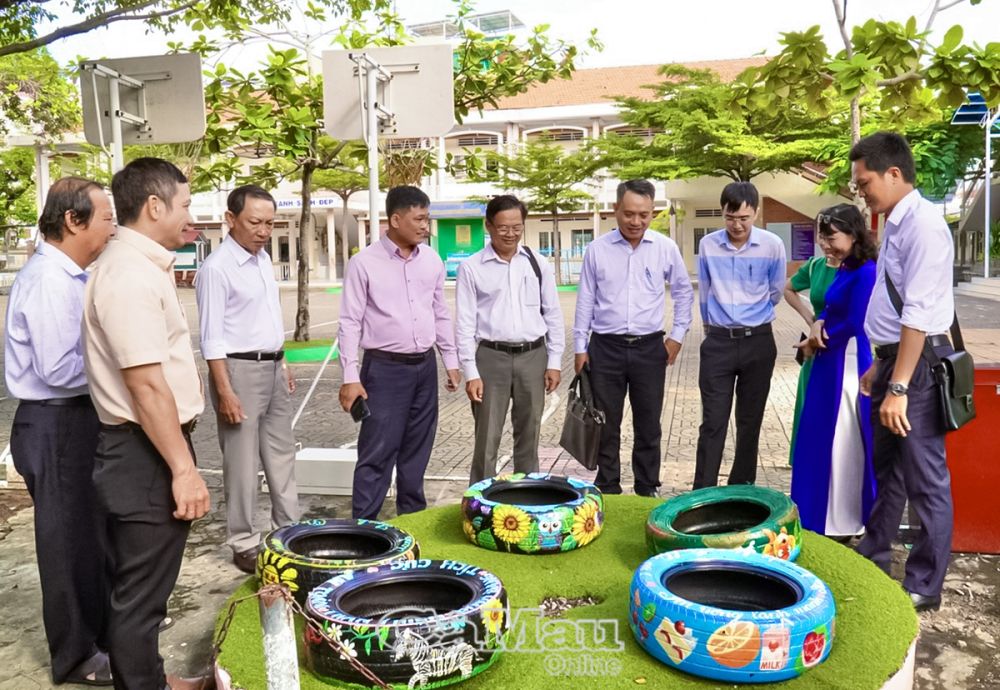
{"left": 698, "top": 227, "right": 786, "bottom": 327}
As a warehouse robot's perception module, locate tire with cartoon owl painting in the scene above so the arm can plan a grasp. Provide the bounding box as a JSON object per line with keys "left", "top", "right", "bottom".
{"left": 646, "top": 485, "right": 802, "bottom": 561}
{"left": 629, "top": 549, "right": 835, "bottom": 683}
{"left": 256, "top": 518, "right": 418, "bottom": 605}
{"left": 461, "top": 472, "right": 604, "bottom": 554}
{"left": 305, "top": 559, "right": 509, "bottom": 688}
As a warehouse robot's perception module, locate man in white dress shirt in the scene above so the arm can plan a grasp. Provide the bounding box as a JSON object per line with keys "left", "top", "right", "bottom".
{"left": 195, "top": 185, "right": 300, "bottom": 573}
{"left": 456, "top": 195, "right": 565, "bottom": 485}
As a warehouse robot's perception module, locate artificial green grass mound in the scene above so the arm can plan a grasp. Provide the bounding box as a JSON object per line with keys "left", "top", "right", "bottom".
{"left": 283, "top": 339, "right": 338, "bottom": 363}
{"left": 216, "top": 496, "right": 917, "bottom": 689}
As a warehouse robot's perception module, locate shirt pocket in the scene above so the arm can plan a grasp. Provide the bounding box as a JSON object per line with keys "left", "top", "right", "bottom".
{"left": 522, "top": 273, "right": 541, "bottom": 307}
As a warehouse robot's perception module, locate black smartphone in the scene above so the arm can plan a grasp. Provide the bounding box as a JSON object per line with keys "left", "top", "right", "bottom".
{"left": 350, "top": 396, "right": 371, "bottom": 423}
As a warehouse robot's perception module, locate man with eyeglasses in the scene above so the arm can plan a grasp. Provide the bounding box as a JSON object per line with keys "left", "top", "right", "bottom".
{"left": 456, "top": 195, "right": 565, "bottom": 485}
{"left": 851, "top": 132, "right": 956, "bottom": 613}
{"left": 693, "top": 181, "right": 786, "bottom": 489}
{"left": 574, "top": 179, "right": 693, "bottom": 497}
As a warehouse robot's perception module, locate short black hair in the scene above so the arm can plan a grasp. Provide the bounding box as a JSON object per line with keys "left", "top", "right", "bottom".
{"left": 37, "top": 177, "right": 103, "bottom": 241}
{"left": 485, "top": 195, "right": 527, "bottom": 224}
{"left": 386, "top": 185, "right": 430, "bottom": 218}
{"left": 111, "top": 157, "right": 187, "bottom": 227}
{"left": 720, "top": 181, "right": 759, "bottom": 213}
{"left": 616, "top": 179, "right": 655, "bottom": 203}
{"left": 817, "top": 203, "right": 878, "bottom": 263}
{"left": 848, "top": 132, "right": 916, "bottom": 183}
{"left": 227, "top": 184, "right": 276, "bottom": 216}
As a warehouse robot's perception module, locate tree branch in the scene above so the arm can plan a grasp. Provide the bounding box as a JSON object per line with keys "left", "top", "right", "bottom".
{"left": 833, "top": 0, "right": 853, "bottom": 58}
{"left": 0, "top": 0, "right": 197, "bottom": 57}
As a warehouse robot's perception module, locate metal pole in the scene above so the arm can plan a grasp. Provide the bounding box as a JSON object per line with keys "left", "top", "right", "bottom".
{"left": 985, "top": 109, "right": 998, "bottom": 279}
{"left": 366, "top": 63, "right": 380, "bottom": 245}
{"left": 34, "top": 145, "right": 50, "bottom": 219}
{"left": 258, "top": 587, "right": 300, "bottom": 690}
{"left": 108, "top": 76, "right": 125, "bottom": 174}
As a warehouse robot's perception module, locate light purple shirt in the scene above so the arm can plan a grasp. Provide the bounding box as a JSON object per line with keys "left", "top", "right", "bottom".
{"left": 865, "top": 189, "right": 955, "bottom": 346}
{"left": 338, "top": 235, "right": 459, "bottom": 383}
{"left": 4, "top": 242, "right": 90, "bottom": 400}
{"left": 573, "top": 229, "right": 694, "bottom": 353}
{"left": 195, "top": 235, "right": 284, "bottom": 360}
{"left": 455, "top": 242, "right": 565, "bottom": 380}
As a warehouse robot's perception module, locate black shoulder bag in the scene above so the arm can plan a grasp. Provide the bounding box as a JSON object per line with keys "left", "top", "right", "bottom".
{"left": 885, "top": 274, "right": 976, "bottom": 431}
{"left": 522, "top": 246, "right": 545, "bottom": 315}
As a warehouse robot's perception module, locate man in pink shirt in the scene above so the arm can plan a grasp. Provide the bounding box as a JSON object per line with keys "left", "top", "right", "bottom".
{"left": 338, "top": 186, "right": 461, "bottom": 518}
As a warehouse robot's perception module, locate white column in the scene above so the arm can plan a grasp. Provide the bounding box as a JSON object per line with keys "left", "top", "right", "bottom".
{"left": 34, "top": 146, "right": 51, "bottom": 239}
{"left": 326, "top": 208, "right": 338, "bottom": 281}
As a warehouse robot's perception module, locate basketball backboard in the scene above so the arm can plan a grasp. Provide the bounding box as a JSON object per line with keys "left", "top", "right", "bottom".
{"left": 323, "top": 44, "right": 455, "bottom": 140}
{"left": 79, "top": 52, "right": 205, "bottom": 146}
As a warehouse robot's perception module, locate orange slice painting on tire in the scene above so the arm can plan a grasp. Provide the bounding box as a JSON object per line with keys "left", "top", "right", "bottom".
{"left": 707, "top": 620, "right": 761, "bottom": 668}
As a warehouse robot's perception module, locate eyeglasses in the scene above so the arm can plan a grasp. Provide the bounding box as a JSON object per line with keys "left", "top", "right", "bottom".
{"left": 492, "top": 224, "right": 524, "bottom": 235}
{"left": 816, "top": 213, "right": 844, "bottom": 227}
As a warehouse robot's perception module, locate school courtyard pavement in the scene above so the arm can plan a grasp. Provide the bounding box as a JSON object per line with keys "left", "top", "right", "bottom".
{"left": 1, "top": 284, "right": 998, "bottom": 688}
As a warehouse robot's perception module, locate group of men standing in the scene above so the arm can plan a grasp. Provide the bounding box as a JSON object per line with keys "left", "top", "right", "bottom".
{"left": 5, "top": 159, "right": 298, "bottom": 688}
{"left": 4, "top": 130, "right": 958, "bottom": 687}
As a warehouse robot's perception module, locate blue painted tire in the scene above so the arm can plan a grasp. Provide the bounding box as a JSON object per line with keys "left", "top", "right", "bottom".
{"left": 256, "top": 518, "right": 418, "bottom": 605}
{"left": 646, "top": 485, "right": 802, "bottom": 562}
{"left": 461, "top": 472, "right": 604, "bottom": 554}
{"left": 629, "top": 549, "right": 835, "bottom": 684}
{"left": 305, "top": 559, "right": 508, "bottom": 687}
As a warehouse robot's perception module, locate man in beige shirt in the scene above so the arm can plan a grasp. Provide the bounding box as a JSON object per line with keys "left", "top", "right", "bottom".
{"left": 83, "top": 157, "right": 210, "bottom": 690}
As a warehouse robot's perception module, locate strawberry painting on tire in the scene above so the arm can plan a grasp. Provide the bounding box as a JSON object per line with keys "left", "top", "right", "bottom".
{"left": 801, "top": 626, "right": 828, "bottom": 667}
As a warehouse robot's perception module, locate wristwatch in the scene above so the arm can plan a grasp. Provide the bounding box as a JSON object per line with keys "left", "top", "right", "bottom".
{"left": 888, "top": 382, "right": 908, "bottom": 397}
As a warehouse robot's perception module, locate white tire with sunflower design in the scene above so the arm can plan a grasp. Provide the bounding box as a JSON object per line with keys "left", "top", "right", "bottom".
{"left": 461, "top": 472, "right": 604, "bottom": 554}
{"left": 256, "top": 518, "right": 418, "bottom": 605}
{"left": 305, "top": 559, "right": 509, "bottom": 688}
{"left": 629, "top": 549, "right": 835, "bottom": 683}
{"left": 646, "top": 485, "right": 802, "bottom": 561}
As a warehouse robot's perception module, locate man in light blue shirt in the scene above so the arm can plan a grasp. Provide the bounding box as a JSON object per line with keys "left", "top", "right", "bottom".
{"left": 694, "top": 181, "right": 786, "bottom": 489}
{"left": 456, "top": 195, "right": 565, "bottom": 484}
{"left": 573, "top": 179, "right": 694, "bottom": 496}
{"left": 4, "top": 177, "right": 115, "bottom": 685}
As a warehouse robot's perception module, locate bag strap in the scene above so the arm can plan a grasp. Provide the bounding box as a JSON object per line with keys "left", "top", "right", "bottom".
{"left": 885, "top": 272, "right": 966, "bottom": 354}
{"left": 569, "top": 364, "right": 596, "bottom": 405}
{"left": 522, "top": 246, "right": 545, "bottom": 315}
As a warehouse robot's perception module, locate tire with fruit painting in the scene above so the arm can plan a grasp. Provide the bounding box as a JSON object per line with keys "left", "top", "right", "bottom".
{"left": 256, "top": 518, "right": 418, "bottom": 605}
{"left": 461, "top": 472, "right": 603, "bottom": 554}
{"left": 629, "top": 548, "right": 835, "bottom": 683}
{"left": 646, "top": 485, "right": 802, "bottom": 561}
{"left": 304, "top": 559, "right": 509, "bottom": 688}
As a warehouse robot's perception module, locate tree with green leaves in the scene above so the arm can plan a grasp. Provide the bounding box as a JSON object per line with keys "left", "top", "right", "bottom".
{"left": 604, "top": 64, "right": 843, "bottom": 182}
{"left": 461, "top": 140, "right": 604, "bottom": 284}
{"left": 0, "top": 147, "right": 38, "bottom": 231}
{"left": 309, "top": 141, "right": 371, "bottom": 278}
{"left": 0, "top": 49, "right": 81, "bottom": 139}
{"left": 740, "top": 0, "right": 1000, "bottom": 145}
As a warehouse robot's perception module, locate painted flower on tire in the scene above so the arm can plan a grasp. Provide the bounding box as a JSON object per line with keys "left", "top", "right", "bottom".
{"left": 571, "top": 496, "right": 602, "bottom": 547}
{"left": 258, "top": 552, "right": 299, "bottom": 593}
{"left": 481, "top": 598, "right": 505, "bottom": 647}
{"left": 492, "top": 505, "right": 531, "bottom": 544}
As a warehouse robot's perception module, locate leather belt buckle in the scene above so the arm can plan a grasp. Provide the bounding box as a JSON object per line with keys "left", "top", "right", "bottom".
{"left": 623, "top": 335, "right": 640, "bottom": 345}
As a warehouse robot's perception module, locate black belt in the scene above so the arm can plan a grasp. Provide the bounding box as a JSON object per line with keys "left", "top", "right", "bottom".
{"left": 19, "top": 394, "right": 92, "bottom": 408}
{"left": 592, "top": 331, "right": 664, "bottom": 346}
{"left": 704, "top": 323, "right": 773, "bottom": 339}
{"left": 365, "top": 348, "right": 433, "bottom": 365}
{"left": 227, "top": 350, "right": 284, "bottom": 361}
{"left": 101, "top": 419, "right": 198, "bottom": 436}
{"left": 874, "top": 334, "right": 952, "bottom": 361}
{"left": 479, "top": 336, "right": 545, "bottom": 354}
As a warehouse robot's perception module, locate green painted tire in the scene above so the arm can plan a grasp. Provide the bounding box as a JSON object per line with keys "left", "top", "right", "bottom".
{"left": 646, "top": 486, "right": 802, "bottom": 561}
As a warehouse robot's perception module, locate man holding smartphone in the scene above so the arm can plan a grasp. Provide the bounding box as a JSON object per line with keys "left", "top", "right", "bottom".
{"left": 338, "top": 186, "right": 461, "bottom": 519}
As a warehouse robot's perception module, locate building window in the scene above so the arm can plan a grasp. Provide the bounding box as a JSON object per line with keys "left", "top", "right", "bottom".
{"left": 693, "top": 228, "right": 713, "bottom": 254}
{"left": 694, "top": 208, "right": 722, "bottom": 218}
{"left": 570, "top": 229, "right": 593, "bottom": 257}
{"left": 537, "top": 231, "right": 554, "bottom": 257}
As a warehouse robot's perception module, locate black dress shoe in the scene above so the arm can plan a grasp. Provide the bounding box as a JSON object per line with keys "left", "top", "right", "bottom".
{"left": 233, "top": 547, "right": 259, "bottom": 575}
{"left": 908, "top": 591, "right": 942, "bottom": 612}
{"left": 64, "top": 651, "right": 113, "bottom": 686}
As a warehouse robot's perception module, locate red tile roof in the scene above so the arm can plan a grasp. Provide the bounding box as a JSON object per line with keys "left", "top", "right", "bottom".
{"left": 491, "top": 57, "right": 768, "bottom": 110}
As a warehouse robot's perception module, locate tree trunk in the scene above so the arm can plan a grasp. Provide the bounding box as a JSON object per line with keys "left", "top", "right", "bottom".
{"left": 552, "top": 211, "right": 563, "bottom": 285}
{"left": 850, "top": 96, "right": 862, "bottom": 145}
{"left": 294, "top": 164, "right": 313, "bottom": 342}
{"left": 340, "top": 192, "right": 351, "bottom": 283}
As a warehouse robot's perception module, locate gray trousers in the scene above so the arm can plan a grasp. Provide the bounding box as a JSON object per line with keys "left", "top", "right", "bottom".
{"left": 469, "top": 344, "right": 547, "bottom": 485}
{"left": 211, "top": 358, "right": 301, "bottom": 553}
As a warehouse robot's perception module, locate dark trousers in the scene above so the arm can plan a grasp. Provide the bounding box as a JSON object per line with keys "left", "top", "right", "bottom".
{"left": 587, "top": 333, "right": 667, "bottom": 494}
{"left": 10, "top": 400, "right": 109, "bottom": 683}
{"left": 353, "top": 354, "right": 438, "bottom": 519}
{"left": 694, "top": 331, "right": 777, "bottom": 488}
{"left": 856, "top": 351, "right": 953, "bottom": 597}
{"left": 92, "top": 426, "right": 192, "bottom": 690}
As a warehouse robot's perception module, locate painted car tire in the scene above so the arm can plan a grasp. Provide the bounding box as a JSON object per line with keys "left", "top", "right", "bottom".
{"left": 305, "top": 559, "right": 509, "bottom": 687}
{"left": 629, "top": 548, "right": 835, "bottom": 683}
{"left": 256, "top": 518, "right": 418, "bottom": 605}
{"left": 646, "top": 485, "right": 802, "bottom": 561}
{"left": 461, "top": 472, "right": 604, "bottom": 554}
